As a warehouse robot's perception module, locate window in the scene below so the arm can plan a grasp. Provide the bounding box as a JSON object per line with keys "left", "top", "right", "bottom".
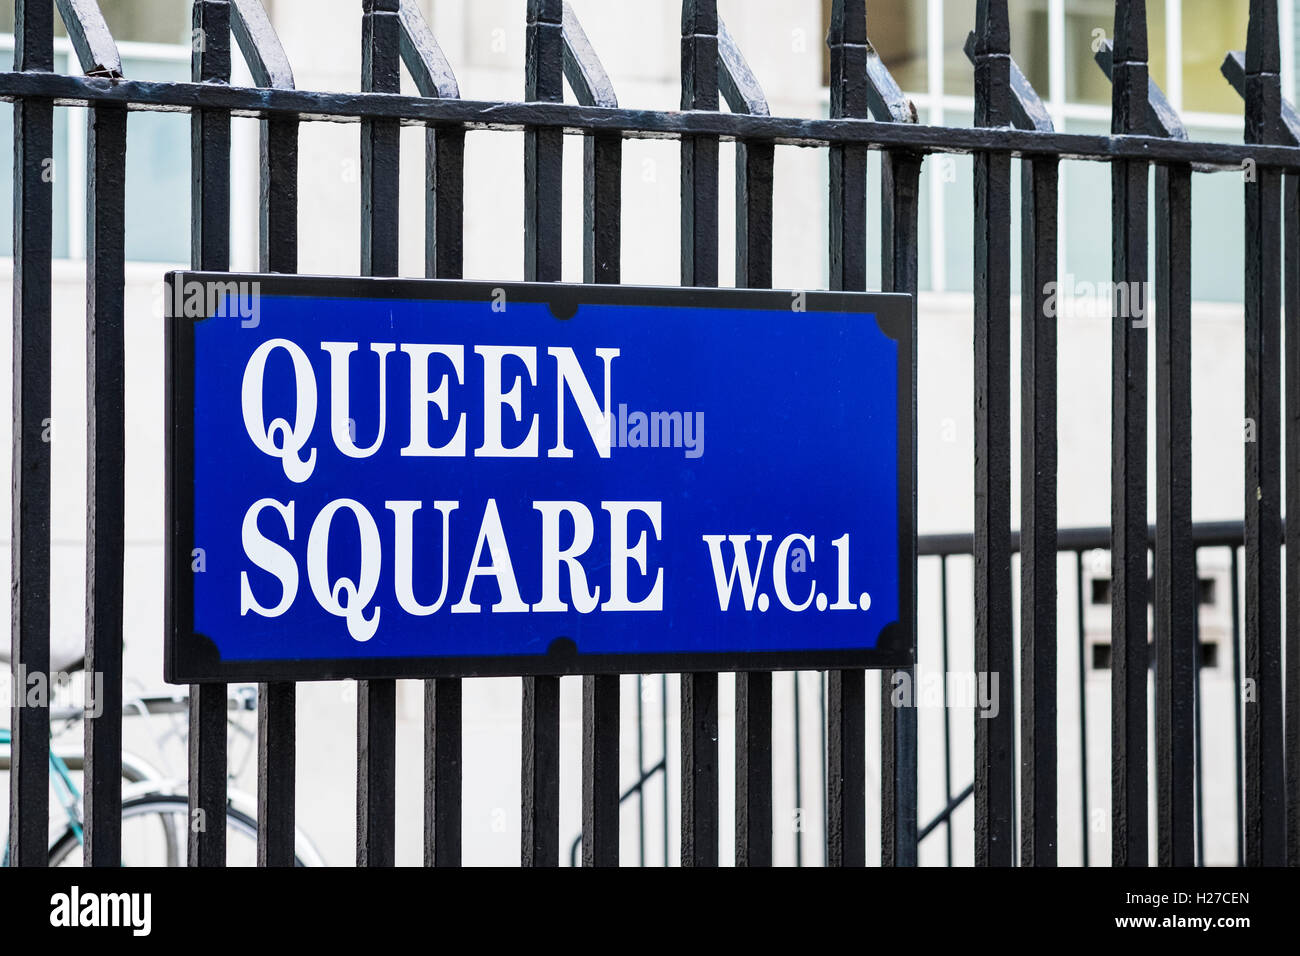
{"left": 1181, "top": 0, "right": 1249, "bottom": 114}
{"left": 1, "top": 1, "right": 191, "bottom": 263}
{"left": 1, "top": 0, "right": 191, "bottom": 47}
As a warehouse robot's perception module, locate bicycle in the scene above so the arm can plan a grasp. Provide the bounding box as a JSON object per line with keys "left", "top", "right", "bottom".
{"left": 1, "top": 669, "right": 323, "bottom": 866}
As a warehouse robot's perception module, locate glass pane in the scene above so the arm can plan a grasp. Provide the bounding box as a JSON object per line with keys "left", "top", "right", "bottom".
{"left": 1186, "top": 126, "right": 1243, "bottom": 302}
{"left": 121, "top": 55, "right": 190, "bottom": 263}
{"left": 1182, "top": 0, "right": 1248, "bottom": 114}
{"left": 820, "top": 0, "right": 928, "bottom": 93}
{"left": 1065, "top": 0, "right": 1167, "bottom": 107}
{"left": 1, "top": 0, "right": 191, "bottom": 45}
{"left": 945, "top": 0, "right": 1050, "bottom": 99}
{"left": 1060, "top": 119, "right": 1112, "bottom": 289}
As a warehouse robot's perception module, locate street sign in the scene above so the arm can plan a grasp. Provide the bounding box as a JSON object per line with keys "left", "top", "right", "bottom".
{"left": 165, "top": 273, "right": 914, "bottom": 681}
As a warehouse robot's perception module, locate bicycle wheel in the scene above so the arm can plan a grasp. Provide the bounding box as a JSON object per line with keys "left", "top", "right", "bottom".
{"left": 48, "top": 793, "right": 310, "bottom": 866}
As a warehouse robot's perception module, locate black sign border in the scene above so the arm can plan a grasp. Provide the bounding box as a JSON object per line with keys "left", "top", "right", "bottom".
{"left": 165, "top": 272, "right": 915, "bottom": 682}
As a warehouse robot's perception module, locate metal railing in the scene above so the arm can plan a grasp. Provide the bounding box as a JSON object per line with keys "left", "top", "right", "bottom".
{"left": 4, "top": 0, "right": 1298, "bottom": 867}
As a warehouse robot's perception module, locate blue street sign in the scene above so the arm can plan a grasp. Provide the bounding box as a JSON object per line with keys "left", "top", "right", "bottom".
{"left": 165, "top": 274, "right": 914, "bottom": 681}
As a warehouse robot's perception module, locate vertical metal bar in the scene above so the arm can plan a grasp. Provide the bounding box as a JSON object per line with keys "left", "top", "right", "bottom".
{"left": 940, "top": 557, "right": 954, "bottom": 866}
{"left": 792, "top": 672, "right": 803, "bottom": 867}
{"left": 1153, "top": 161, "right": 1195, "bottom": 866}
{"left": 424, "top": 94, "right": 465, "bottom": 875}
{"left": 681, "top": 668, "right": 718, "bottom": 867}
{"left": 733, "top": 105, "right": 773, "bottom": 869}
{"left": 255, "top": 58, "right": 300, "bottom": 874}
{"left": 679, "top": 0, "right": 720, "bottom": 869}
{"left": 1242, "top": 0, "right": 1288, "bottom": 866}
{"left": 583, "top": 129, "right": 621, "bottom": 284}
{"left": 735, "top": 141, "right": 773, "bottom": 290}
{"left": 1286, "top": 170, "right": 1300, "bottom": 868}
{"left": 735, "top": 672, "right": 772, "bottom": 866}
{"left": 660, "top": 673, "right": 669, "bottom": 866}
{"left": 188, "top": 0, "right": 232, "bottom": 868}
{"left": 522, "top": 674, "right": 560, "bottom": 866}
{"left": 582, "top": 675, "right": 619, "bottom": 866}
{"left": 256, "top": 684, "right": 295, "bottom": 867}
{"left": 356, "top": 679, "right": 395, "bottom": 867}
{"left": 825, "top": 0, "right": 867, "bottom": 869}
{"left": 881, "top": 149, "right": 920, "bottom": 868}
{"left": 1193, "top": 593, "right": 1206, "bottom": 866}
{"left": 1075, "top": 551, "right": 1090, "bottom": 867}
{"left": 525, "top": 0, "right": 563, "bottom": 282}
{"left": 572, "top": 17, "right": 623, "bottom": 865}
{"left": 818, "top": 670, "right": 827, "bottom": 864}
{"left": 357, "top": 0, "right": 401, "bottom": 868}
{"left": 636, "top": 675, "right": 646, "bottom": 867}
{"left": 8, "top": 0, "right": 54, "bottom": 871}
{"left": 1109, "top": 0, "right": 1150, "bottom": 868}
{"left": 1020, "top": 155, "right": 1059, "bottom": 867}
{"left": 826, "top": 670, "right": 865, "bottom": 866}
{"left": 520, "top": 0, "right": 564, "bottom": 871}
{"left": 82, "top": 100, "right": 127, "bottom": 867}
{"left": 1231, "top": 545, "right": 1245, "bottom": 866}
{"left": 424, "top": 678, "right": 461, "bottom": 866}
{"left": 973, "top": 0, "right": 1015, "bottom": 868}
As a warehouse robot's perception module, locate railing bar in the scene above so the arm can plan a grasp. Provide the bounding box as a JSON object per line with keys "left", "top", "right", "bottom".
{"left": 734, "top": 78, "right": 774, "bottom": 865}
{"left": 251, "top": 10, "right": 299, "bottom": 869}
{"left": 881, "top": 147, "right": 921, "bottom": 868}
{"left": 355, "top": 0, "right": 401, "bottom": 869}
{"left": 1109, "top": 0, "right": 1151, "bottom": 868}
{"left": 8, "top": 0, "right": 54, "bottom": 871}
{"left": 14, "top": 71, "right": 1300, "bottom": 166}
{"left": 792, "top": 671, "right": 803, "bottom": 867}
{"left": 187, "top": 0, "right": 233, "bottom": 869}
{"left": 939, "top": 557, "right": 954, "bottom": 867}
{"left": 679, "top": 0, "right": 720, "bottom": 869}
{"left": 1075, "top": 550, "right": 1090, "bottom": 867}
{"left": 972, "top": 0, "right": 1016, "bottom": 869}
{"left": 572, "top": 3, "right": 621, "bottom": 864}
{"left": 735, "top": 671, "right": 771, "bottom": 867}
{"left": 660, "top": 674, "right": 669, "bottom": 867}
{"left": 1242, "top": 0, "right": 1288, "bottom": 866}
{"left": 825, "top": 0, "right": 867, "bottom": 869}
{"left": 81, "top": 90, "right": 126, "bottom": 865}
{"left": 582, "top": 675, "right": 619, "bottom": 866}
{"left": 1285, "top": 169, "right": 1300, "bottom": 868}
{"left": 1153, "top": 160, "right": 1195, "bottom": 866}
{"left": 1019, "top": 151, "right": 1059, "bottom": 867}
{"left": 521, "top": 0, "right": 564, "bottom": 870}
{"left": 1193, "top": 594, "right": 1205, "bottom": 867}
{"left": 818, "top": 669, "right": 827, "bottom": 866}
{"left": 1230, "top": 545, "right": 1245, "bottom": 866}
{"left": 422, "top": 59, "right": 465, "bottom": 867}
{"left": 636, "top": 675, "right": 646, "bottom": 867}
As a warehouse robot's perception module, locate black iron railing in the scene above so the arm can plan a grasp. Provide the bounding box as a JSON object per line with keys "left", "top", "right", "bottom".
{"left": 4, "top": 0, "right": 1298, "bottom": 867}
